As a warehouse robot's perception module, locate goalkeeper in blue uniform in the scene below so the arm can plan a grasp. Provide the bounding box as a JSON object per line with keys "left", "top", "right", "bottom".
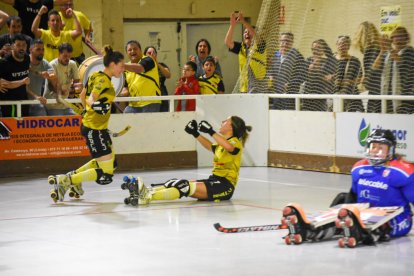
{"left": 282, "top": 129, "right": 414, "bottom": 246}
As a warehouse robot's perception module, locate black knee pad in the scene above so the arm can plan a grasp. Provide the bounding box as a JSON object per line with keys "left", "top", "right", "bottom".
{"left": 164, "top": 179, "right": 190, "bottom": 198}
{"left": 95, "top": 168, "right": 113, "bottom": 185}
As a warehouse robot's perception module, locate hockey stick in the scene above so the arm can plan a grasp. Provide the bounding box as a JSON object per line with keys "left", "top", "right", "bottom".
{"left": 56, "top": 96, "right": 131, "bottom": 138}
{"left": 150, "top": 183, "right": 165, "bottom": 187}
{"left": 213, "top": 223, "right": 287, "bottom": 233}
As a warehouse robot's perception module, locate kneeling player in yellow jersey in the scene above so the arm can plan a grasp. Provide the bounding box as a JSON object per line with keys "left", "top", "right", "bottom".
{"left": 198, "top": 56, "right": 225, "bottom": 94}
{"left": 125, "top": 116, "right": 252, "bottom": 205}
{"left": 48, "top": 45, "right": 125, "bottom": 202}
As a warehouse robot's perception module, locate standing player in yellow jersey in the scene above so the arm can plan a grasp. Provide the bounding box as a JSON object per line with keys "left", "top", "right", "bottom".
{"left": 125, "top": 116, "right": 252, "bottom": 205}
{"left": 48, "top": 45, "right": 125, "bottom": 202}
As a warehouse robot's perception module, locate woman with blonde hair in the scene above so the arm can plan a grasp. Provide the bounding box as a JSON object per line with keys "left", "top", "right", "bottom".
{"left": 352, "top": 21, "right": 382, "bottom": 112}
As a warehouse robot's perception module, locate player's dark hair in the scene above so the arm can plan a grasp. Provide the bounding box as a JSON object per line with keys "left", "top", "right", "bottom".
{"left": 185, "top": 61, "right": 197, "bottom": 72}
{"left": 195, "top": 38, "right": 211, "bottom": 55}
{"left": 125, "top": 40, "right": 141, "bottom": 51}
{"left": 231, "top": 116, "right": 252, "bottom": 145}
{"left": 144, "top": 46, "right": 157, "bottom": 55}
{"left": 203, "top": 56, "right": 216, "bottom": 66}
{"left": 6, "top": 16, "right": 21, "bottom": 27}
{"left": 58, "top": 42, "right": 73, "bottom": 53}
{"left": 103, "top": 45, "right": 124, "bottom": 67}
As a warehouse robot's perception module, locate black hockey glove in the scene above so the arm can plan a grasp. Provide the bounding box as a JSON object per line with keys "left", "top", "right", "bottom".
{"left": 91, "top": 97, "right": 111, "bottom": 115}
{"left": 198, "top": 120, "right": 216, "bottom": 136}
{"left": 185, "top": 120, "right": 200, "bottom": 138}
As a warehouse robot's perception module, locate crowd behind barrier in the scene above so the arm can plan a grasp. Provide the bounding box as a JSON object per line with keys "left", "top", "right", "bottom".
{"left": 1, "top": 4, "right": 414, "bottom": 117}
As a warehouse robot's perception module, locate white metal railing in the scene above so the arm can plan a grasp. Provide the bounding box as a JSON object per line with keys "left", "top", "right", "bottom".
{"left": 1, "top": 94, "right": 414, "bottom": 117}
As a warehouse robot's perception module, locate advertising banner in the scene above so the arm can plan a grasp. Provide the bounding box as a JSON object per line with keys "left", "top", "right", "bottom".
{"left": 0, "top": 116, "right": 89, "bottom": 160}
{"left": 336, "top": 113, "right": 412, "bottom": 161}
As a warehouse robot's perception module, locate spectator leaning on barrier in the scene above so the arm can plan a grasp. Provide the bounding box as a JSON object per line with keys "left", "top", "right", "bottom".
{"left": 121, "top": 40, "right": 161, "bottom": 113}
{"left": 43, "top": 42, "right": 80, "bottom": 116}
{"left": 27, "top": 38, "right": 56, "bottom": 116}
{"left": 0, "top": 33, "right": 30, "bottom": 117}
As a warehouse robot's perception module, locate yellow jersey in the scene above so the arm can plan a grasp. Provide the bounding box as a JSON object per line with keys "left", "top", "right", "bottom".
{"left": 59, "top": 10, "right": 91, "bottom": 58}
{"left": 199, "top": 73, "right": 224, "bottom": 94}
{"left": 82, "top": 71, "right": 115, "bottom": 130}
{"left": 211, "top": 137, "right": 243, "bottom": 186}
{"left": 124, "top": 56, "right": 161, "bottom": 107}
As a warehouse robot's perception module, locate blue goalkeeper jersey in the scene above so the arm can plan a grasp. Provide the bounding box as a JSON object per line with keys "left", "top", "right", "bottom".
{"left": 351, "top": 158, "right": 414, "bottom": 237}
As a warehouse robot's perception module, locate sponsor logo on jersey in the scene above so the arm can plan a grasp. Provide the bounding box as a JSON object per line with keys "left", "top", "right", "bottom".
{"left": 358, "top": 178, "right": 388, "bottom": 190}
{"left": 382, "top": 169, "right": 391, "bottom": 178}
{"left": 359, "top": 169, "right": 373, "bottom": 175}
{"left": 359, "top": 189, "right": 380, "bottom": 201}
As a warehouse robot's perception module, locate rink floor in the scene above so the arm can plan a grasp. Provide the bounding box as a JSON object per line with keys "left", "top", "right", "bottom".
{"left": 0, "top": 167, "right": 413, "bottom": 276}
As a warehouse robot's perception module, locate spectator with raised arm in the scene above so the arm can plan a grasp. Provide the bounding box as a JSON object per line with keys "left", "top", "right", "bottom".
{"left": 59, "top": 0, "right": 92, "bottom": 65}
{"left": 121, "top": 40, "right": 161, "bottom": 113}
{"left": 31, "top": 5, "right": 81, "bottom": 61}
{"left": 0, "top": 9, "right": 8, "bottom": 31}
{"left": 0, "top": 0, "right": 70, "bottom": 38}
{"left": 225, "top": 11, "right": 266, "bottom": 93}
{"left": 144, "top": 46, "right": 171, "bottom": 112}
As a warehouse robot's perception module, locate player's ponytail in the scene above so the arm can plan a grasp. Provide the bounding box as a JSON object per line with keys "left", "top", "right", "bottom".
{"left": 231, "top": 116, "right": 252, "bottom": 146}
{"left": 103, "top": 45, "right": 124, "bottom": 67}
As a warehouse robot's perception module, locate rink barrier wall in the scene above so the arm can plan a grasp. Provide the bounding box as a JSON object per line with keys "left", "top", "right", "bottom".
{"left": 0, "top": 94, "right": 413, "bottom": 177}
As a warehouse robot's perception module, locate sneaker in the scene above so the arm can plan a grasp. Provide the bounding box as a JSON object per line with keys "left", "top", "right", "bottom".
{"left": 136, "top": 177, "right": 152, "bottom": 205}
{"left": 336, "top": 208, "right": 369, "bottom": 248}
{"left": 281, "top": 204, "right": 311, "bottom": 245}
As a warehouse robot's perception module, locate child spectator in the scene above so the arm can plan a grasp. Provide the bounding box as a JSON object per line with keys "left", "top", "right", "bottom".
{"left": 198, "top": 56, "right": 225, "bottom": 94}
{"left": 175, "top": 61, "right": 199, "bottom": 111}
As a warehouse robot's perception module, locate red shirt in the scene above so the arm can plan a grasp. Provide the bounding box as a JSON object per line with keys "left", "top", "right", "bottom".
{"left": 175, "top": 75, "right": 200, "bottom": 111}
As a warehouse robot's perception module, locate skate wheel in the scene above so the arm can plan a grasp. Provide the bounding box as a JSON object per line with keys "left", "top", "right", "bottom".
{"left": 347, "top": 237, "right": 357, "bottom": 248}
{"left": 344, "top": 217, "right": 353, "bottom": 228}
{"left": 289, "top": 215, "right": 298, "bottom": 224}
{"left": 75, "top": 194, "right": 80, "bottom": 199}
{"left": 282, "top": 206, "right": 293, "bottom": 216}
{"left": 121, "top": 183, "right": 128, "bottom": 190}
{"left": 335, "top": 219, "right": 343, "bottom": 229}
{"left": 284, "top": 235, "right": 292, "bottom": 245}
{"left": 338, "top": 208, "right": 348, "bottom": 219}
{"left": 293, "top": 234, "right": 302, "bottom": 244}
{"left": 131, "top": 198, "right": 138, "bottom": 206}
{"left": 48, "top": 176, "right": 56, "bottom": 185}
{"left": 69, "top": 191, "right": 75, "bottom": 198}
{"left": 338, "top": 238, "right": 345, "bottom": 248}
{"left": 124, "top": 197, "right": 131, "bottom": 205}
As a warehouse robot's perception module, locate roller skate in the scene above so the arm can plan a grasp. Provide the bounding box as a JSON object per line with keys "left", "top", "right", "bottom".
{"left": 281, "top": 203, "right": 312, "bottom": 245}
{"left": 336, "top": 207, "right": 369, "bottom": 248}
{"left": 48, "top": 174, "right": 71, "bottom": 203}
{"left": 66, "top": 170, "right": 84, "bottom": 199}
{"left": 121, "top": 175, "right": 138, "bottom": 206}
{"left": 137, "top": 178, "right": 152, "bottom": 205}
